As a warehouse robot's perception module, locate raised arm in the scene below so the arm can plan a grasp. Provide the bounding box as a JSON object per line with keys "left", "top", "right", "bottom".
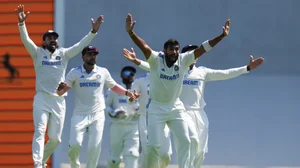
{"left": 126, "top": 13, "right": 152, "bottom": 60}
{"left": 64, "top": 16, "right": 104, "bottom": 59}
{"left": 194, "top": 19, "right": 231, "bottom": 60}
{"left": 16, "top": 5, "right": 38, "bottom": 58}
{"left": 123, "top": 48, "right": 150, "bottom": 72}
{"left": 206, "top": 55, "right": 264, "bottom": 81}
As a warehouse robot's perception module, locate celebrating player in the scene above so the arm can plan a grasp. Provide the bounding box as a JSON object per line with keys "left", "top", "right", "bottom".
{"left": 131, "top": 71, "right": 172, "bottom": 168}
{"left": 125, "top": 13, "right": 230, "bottom": 168}
{"left": 123, "top": 45, "right": 264, "bottom": 167}
{"left": 56, "top": 46, "right": 139, "bottom": 168}
{"left": 105, "top": 66, "right": 140, "bottom": 168}
{"left": 16, "top": 4, "right": 103, "bottom": 168}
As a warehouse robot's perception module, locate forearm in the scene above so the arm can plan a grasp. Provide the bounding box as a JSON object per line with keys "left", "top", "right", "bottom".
{"left": 18, "top": 22, "right": 37, "bottom": 57}
{"left": 111, "top": 84, "right": 128, "bottom": 96}
{"left": 207, "top": 66, "right": 249, "bottom": 81}
{"left": 128, "top": 31, "right": 151, "bottom": 58}
{"left": 56, "top": 89, "right": 67, "bottom": 96}
{"left": 65, "top": 30, "right": 97, "bottom": 59}
{"left": 208, "top": 33, "right": 225, "bottom": 48}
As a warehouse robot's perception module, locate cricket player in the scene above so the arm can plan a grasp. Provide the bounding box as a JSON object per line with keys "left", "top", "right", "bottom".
{"left": 125, "top": 13, "right": 230, "bottom": 168}
{"left": 123, "top": 45, "right": 264, "bottom": 167}
{"left": 56, "top": 46, "right": 139, "bottom": 168}
{"left": 131, "top": 71, "right": 172, "bottom": 168}
{"left": 105, "top": 66, "right": 140, "bottom": 168}
{"left": 16, "top": 4, "right": 103, "bottom": 168}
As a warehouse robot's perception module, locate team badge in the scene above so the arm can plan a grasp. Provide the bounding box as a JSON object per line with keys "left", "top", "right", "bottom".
{"left": 174, "top": 65, "right": 179, "bottom": 71}
{"left": 96, "top": 75, "right": 101, "bottom": 79}
{"left": 55, "top": 56, "right": 61, "bottom": 60}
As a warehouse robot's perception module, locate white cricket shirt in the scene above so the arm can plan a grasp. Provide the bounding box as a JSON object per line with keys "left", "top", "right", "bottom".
{"left": 18, "top": 23, "right": 96, "bottom": 96}
{"left": 180, "top": 66, "right": 249, "bottom": 110}
{"left": 147, "top": 50, "right": 195, "bottom": 104}
{"left": 65, "top": 65, "right": 117, "bottom": 114}
{"left": 132, "top": 73, "right": 150, "bottom": 114}
{"left": 105, "top": 86, "right": 139, "bottom": 124}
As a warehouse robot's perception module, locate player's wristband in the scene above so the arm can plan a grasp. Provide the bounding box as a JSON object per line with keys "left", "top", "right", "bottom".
{"left": 125, "top": 91, "right": 128, "bottom": 96}
{"left": 247, "top": 65, "right": 251, "bottom": 71}
{"left": 202, "top": 40, "right": 212, "bottom": 52}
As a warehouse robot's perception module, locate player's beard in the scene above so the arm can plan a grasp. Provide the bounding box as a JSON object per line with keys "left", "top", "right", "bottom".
{"left": 87, "top": 60, "right": 96, "bottom": 66}
{"left": 46, "top": 43, "right": 58, "bottom": 53}
{"left": 165, "top": 53, "right": 178, "bottom": 65}
{"left": 122, "top": 78, "right": 133, "bottom": 85}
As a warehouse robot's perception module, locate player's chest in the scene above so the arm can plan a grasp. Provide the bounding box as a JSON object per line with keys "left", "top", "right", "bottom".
{"left": 36, "top": 51, "right": 65, "bottom": 68}
{"left": 75, "top": 73, "right": 103, "bottom": 88}
{"left": 183, "top": 71, "right": 205, "bottom": 87}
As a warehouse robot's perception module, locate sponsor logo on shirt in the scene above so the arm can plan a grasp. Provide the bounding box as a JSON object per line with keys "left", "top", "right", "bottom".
{"left": 174, "top": 65, "right": 179, "bottom": 71}
{"left": 42, "top": 61, "right": 61, "bottom": 66}
{"left": 119, "top": 99, "right": 127, "bottom": 103}
{"left": 79, "top": 82, "right": 100, "bottom": 87}
{"left": 159, "top": 74, "right": 179, "bottom": 80}
{"left": 182, "top": 80, "right": 200, "bottom": 85}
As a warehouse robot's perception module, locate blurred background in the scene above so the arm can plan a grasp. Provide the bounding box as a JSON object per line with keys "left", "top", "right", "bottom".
{"left": 0, "top": 0, "right": 299, "bottom": 168}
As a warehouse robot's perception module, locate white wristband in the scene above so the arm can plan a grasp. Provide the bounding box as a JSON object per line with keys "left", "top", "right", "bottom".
{"left": 202, "top": 40, "right": 212, "bottom": 52}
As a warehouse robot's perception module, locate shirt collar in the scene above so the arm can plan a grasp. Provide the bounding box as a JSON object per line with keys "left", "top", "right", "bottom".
{"left": 81, "top": 64, "right": 98, "bottom": 73}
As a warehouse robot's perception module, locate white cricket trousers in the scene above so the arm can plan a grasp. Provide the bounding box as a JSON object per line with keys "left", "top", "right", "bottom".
{"left": 32, "top": 92, "right": 66, "bottom": 167}
{"left": 186, "top": 109, "right": 209, "bottom": 168}
{"left": 68, "top": 111, "right": 105, "bottom": 168}
{"left": 144, "top": 101, "right": 191, "bottom": 168}
{"left": 138, "top": 113, "right": 172, "bottom": 168}
{"left": 107, "top": 122, "right": 139, "bottom": 168}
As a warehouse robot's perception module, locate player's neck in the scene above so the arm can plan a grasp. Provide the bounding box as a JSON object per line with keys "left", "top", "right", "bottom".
{"left": 83, "top": 64, "right": 95, "bottom": 73}
{"left": 123, "top": 83, "right": 132, "bottom": 90}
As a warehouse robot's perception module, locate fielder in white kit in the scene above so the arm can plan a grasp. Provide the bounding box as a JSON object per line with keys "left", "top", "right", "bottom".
{"left": 56, "top": 46, "right": 139, "bottom": 168}
{"left": 124, "top": 45, "right": 264, "bottom": 168}
{"left": 16, "top": 4, "right": 103, "bottom": 168}
{"left": 125, "top": 13, "right": 230, "bottom": 168}
{"left": 105, "top": 66, "right": 140, "bottom": 168}
{"left": 130, "top": 71, "right": 172, "bottom": 168}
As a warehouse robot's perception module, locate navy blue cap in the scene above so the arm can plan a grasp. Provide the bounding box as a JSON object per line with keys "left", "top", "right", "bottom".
{"left": 82, "top": 45, "right": 99, "bottom": 55}
{"left": 43, "top": 30, "right": 59, "bottom": 40}
{"left": 121, "top": 66, "right": 136, "bottom": 76}
{"left": 181, "top": 44, "right": 198, "bottom": 53}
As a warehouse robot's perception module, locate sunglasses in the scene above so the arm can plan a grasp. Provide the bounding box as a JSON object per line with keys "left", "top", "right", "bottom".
{"left": 123, "top": 71, "right": 135, "bottom": 77}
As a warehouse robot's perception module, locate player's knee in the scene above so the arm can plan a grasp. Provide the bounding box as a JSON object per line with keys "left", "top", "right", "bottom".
{"left": 48, "top": 137, "right": 61, "bottom": 146}
{"left": 160, "top": 154, "right": 171, "bottom": 165}
{"left": 190, "top": 136, "right": 199, "bottom": 148}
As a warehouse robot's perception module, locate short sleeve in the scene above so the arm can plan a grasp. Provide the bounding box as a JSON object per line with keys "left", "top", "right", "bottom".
{"left": 180, "top": 50, "right": 195, "bottom": 68}
{"left": 147, "top": 50, "right": 160, "bottom": 69}
{"left": 65, "top": 68, "right": 77, "bottom": 88}
{"left": 104, "top": 69, "right": 117, "bottom": 89}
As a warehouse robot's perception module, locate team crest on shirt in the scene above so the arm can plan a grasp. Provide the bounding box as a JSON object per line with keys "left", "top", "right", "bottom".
{"left": 55, "top": 56, "right": 61, "bottom": 60}
{"left": 96, "top": 75, "right": 101, "bottom": 79}
{"left": 174, "top": 65, "right": 179, "bottom": 71}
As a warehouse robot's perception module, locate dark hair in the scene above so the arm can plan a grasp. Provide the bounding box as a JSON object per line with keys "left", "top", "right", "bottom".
{"left": 163, "top": 38, "right": 180, "bottom": 50}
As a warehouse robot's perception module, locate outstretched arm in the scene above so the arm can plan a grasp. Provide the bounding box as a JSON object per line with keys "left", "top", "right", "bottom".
{"left": 111, "top": 84, "right": 140, "bottom": 102}
{"left": 16, "top": 5, "right": 38, "bottom": 58}
{"left": 194, "top": 19, "right": 231, "bottom": 60}
{"left": 206, "top": 55, "right": 264, "bottom": 81}
{"left": 126, "top": 13, "right": 152, "bottom": 60}
{"left": 64, "top": 16, "right": 104, "bottom": 59}
{"left": 123, "top": 48, "right": 150, "bottom": 72}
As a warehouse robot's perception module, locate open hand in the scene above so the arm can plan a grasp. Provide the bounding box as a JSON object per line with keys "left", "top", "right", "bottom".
{"left": 91, "top": 15, "right": 104, "bottom": 33}
{"left": 16, "top": 4, "right": 30, "bottom": 22}
{"left": 222, "top": 19, "right": 230, "bottom": 37}
{"left": 126, "top": 13, "right": 136, "bottom": 33}
{"left": 123, "top": 48, "right": 136, "bottom": 62}
{"left": 247, "top": 55, "right": 264, "bottom": 70}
